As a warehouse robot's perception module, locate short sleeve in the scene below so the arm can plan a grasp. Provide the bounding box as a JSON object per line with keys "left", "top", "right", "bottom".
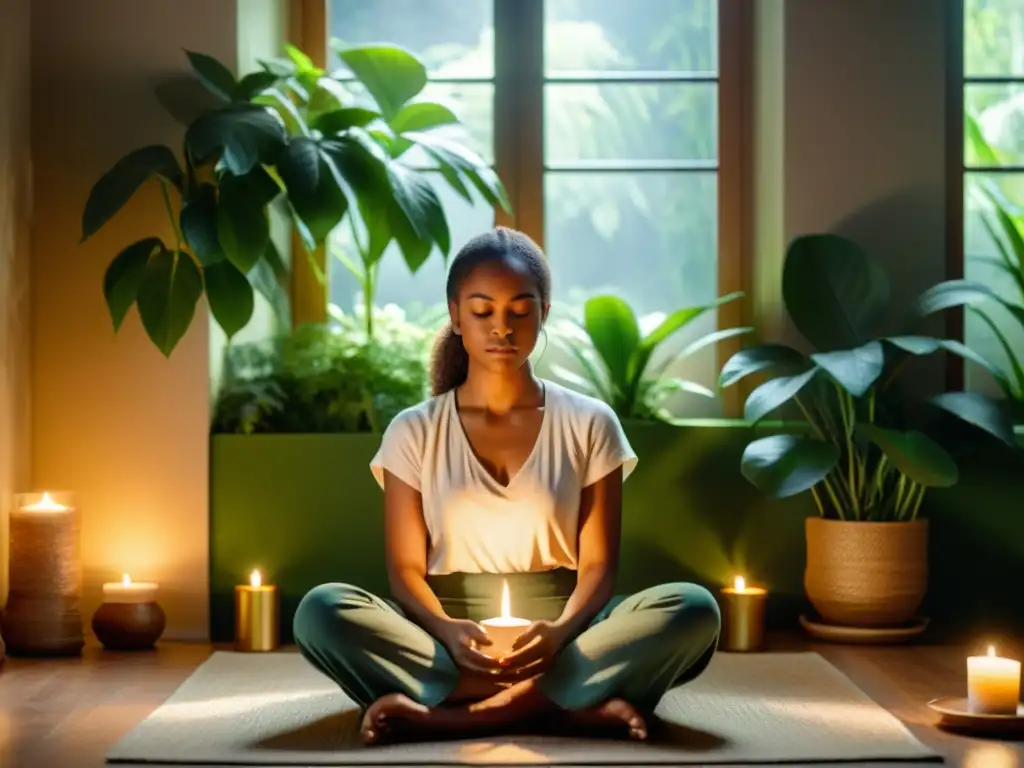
{"left": 369, "top": 410, "right": 424, "bottom": 491}
{"left": 582, "top": 401, "right": 638, "bottom": 487}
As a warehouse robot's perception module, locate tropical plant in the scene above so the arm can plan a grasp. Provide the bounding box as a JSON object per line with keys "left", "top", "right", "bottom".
{"left": 719, "top": 233, "right": 1017, "bottom": 522}
{"left": 80, "top": 42, "right": 507, "bottom": 356}
{"left": 914, "top": 112, "right": 1024, "bottom": 420}
{"left": 212, "top": 305, "right": 437, "bottom": 434}
{"left": 546, "top": 292, "right": 751, "bottom": 422}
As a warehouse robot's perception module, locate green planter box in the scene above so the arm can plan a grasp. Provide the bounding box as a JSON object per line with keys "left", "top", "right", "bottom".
{"left": 209, "top": 423, "right": 1024, "bottom": 644}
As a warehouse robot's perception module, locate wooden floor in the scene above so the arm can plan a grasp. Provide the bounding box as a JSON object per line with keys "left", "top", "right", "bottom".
{"left": 0, "top": 633, "right": 1022, "bottom": 768}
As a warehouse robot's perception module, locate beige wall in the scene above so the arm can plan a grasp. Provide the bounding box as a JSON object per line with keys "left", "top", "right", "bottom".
{"left": 30, "top": 0, "right": 239, "bottom": 639}
{"left": 754, "top": 0, "right": 951, "bottom": 362}
{"left": 0, "top": 0, "right": 33, "bottom": 608}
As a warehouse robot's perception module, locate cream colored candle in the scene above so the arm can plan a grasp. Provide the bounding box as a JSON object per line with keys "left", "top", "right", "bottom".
{"left": 967, "top": 645, "right": 1021, "bottom": 715}
{"left": 480, "top": 579, "right": 530, "bottom": 659}
{"left": 102, "top": 574, "right": 159, "bottom": 604}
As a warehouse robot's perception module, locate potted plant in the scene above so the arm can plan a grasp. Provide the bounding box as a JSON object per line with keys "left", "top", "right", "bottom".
{"left": 80, "top": 42, "right": 507, "bottom": 356}
{"left": 719, "top": 233, "right": 1016, "bottom": 629}
{"left": 543, "top": 291, "right": 752, "bottom": 423}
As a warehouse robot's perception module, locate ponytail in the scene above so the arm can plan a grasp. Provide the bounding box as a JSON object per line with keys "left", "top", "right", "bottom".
{"left": 429, "top": 323, "right": 469, "bottom": 395}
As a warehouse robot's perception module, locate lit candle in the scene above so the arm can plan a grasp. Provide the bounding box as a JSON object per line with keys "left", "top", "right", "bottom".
{"left": 719, "top": 575, "right": 767, "bottom": 652}
{"left": 234, "top": 568, "right": 278, "bottom": 652}
{"left": 102, "top": 573, "right": 159, "bottom": 604}
{"left": 6, "top": 491, "right": 84, "bottom": 656}
{"left": 480, "top": 579, "right": 531, "bottom": 659}
{"left": 93, "top": 573, "right": 166, "bottom": 651}
{"left": 967, "top": 645, "right": 1021, "bottom": 715}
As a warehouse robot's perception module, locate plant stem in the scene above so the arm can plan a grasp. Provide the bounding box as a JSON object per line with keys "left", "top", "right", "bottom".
{"left": 810, "top": 484, "right": 824, "bottom": 516}
{"left": 159, "top": 178, "right": 183, "bottom": 252}
{"left": 835, "top": 385, "right": 860, "bottom": 520}
{"left": 822, "top": 475, "right": 846, "bottom": 520}
{"left": 794, "top": 395, "right": 826, "bottom": 440}
{"left": 909, "top": 485, "right": 926, "bottom": 521}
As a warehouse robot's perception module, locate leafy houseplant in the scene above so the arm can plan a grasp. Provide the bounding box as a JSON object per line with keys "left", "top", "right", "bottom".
{"left": 914, "top": 112, "right": 1024, "bottom": 422}
{"left": 80, "top": 42, "right": 507, "bottom": 356}
{"left": 213, "top": 305, "right": 437, "bottom": 435}
{"left": 719, "top": 233, "right": 1016, "bottom": 628}
{"left": 547, "top": 292, "right": 751, "bottom": 423}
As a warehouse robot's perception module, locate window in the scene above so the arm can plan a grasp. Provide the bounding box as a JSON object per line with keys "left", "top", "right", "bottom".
{"left": 960, "top": 0, "right": 1024, "bottom": 396}
{"left": 299, "top": 0, "right": 748, "bottom": 416}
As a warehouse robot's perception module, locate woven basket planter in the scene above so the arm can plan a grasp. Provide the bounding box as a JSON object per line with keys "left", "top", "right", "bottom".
{"left": 804, "top": 517, "right": 928, "bottom": 627}
{"left": 5, "top": 492, "right": 84, "bottom": 656}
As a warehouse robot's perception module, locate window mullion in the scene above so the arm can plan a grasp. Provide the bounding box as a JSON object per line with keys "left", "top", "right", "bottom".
{"left": 494, "top": 0, "right": 545, "bottom": 246}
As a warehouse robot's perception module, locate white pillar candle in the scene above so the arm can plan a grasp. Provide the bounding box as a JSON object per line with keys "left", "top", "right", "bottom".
{"left": 480, "top": 579, "right": 531, "bottom": 659}
{"left": 967, "top": 645, "right": 1021, "bottom": 715}
{"left": 102, "top": 574, "right": 159, "bottom": 604}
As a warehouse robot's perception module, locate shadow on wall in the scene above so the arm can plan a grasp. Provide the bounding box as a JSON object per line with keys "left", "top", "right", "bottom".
{"left": 831, "top": 186, "right": 949, "bottom": 396}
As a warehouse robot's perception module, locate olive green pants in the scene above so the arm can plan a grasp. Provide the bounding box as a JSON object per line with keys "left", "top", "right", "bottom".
{"left": 292, "top": 569, "right": 720, "bottom": 716}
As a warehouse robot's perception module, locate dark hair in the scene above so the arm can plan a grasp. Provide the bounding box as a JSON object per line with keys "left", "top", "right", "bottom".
{"left": 429, "top": 226, "right": 551, "bottom": 395}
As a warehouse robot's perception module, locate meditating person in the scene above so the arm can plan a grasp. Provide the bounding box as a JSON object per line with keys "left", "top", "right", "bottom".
{"left": 292, "top": 226, "right": 721, "bottom": 745}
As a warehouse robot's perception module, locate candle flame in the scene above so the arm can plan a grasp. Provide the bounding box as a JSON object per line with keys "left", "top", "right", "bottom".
{"left": 734, "top": 575, "right": 746, "bottom": 591}
{"left": 988, "top": 644, "right": 996, "bottom": 657}
{"left": 22, "top": 492, "right": 69, "bottom": 512}
{"left": 500, "top": 579, "right": 510, "bottom": 618}
{"left": 250, "top": 569, "right": 262, "bottom": 588}
{"left": 122, "top": 574, "right": 131, "bottom": 586}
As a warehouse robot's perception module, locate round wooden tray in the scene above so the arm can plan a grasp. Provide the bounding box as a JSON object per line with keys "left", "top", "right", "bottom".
{"left": 799, "top": 614, "right": 929, "bottom": 644}
{"left": 928, "top": 696, "right": 1024, "bottom": 736}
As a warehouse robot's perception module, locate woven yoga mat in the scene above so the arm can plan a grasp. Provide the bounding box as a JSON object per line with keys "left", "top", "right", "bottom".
{"left": 107, "top": 650, "right": 940, "bottom": 765}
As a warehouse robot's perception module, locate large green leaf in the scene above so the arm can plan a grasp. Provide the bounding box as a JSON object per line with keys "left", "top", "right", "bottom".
{"left": 276, "top": 137, "right": 349, "bottom": 247}
{"left": 389, "top": 102, "right": 458, "bottom": 134}
{"left": 402, "top": 131, "right": 511, "bottom": 213}
{"left": 179, "top": 183, "right": 224, "bottom": 266}
{"left": 135, "top": 249, "right": 204, "bottom": 357}
{"left": 81, "top": 145, "right": 183, "bottom": 241}
{"left": 584, "top": 296, "right": 641, "bottom": 394}
{"left": 915, "top": 278, "right": 1024, "bottom": 330}
{"left": 782, "top": 233, "right": 890, "bottom": 351}
{"left": 740, "top": 434, "right": 840, "bottom": 498}
{"left": 386, "top": 162, "right": 450, "bottom": 266}
{"left": 744, "top": 367, "right": 820, "bottom": 424}
{"left": 216, "top": 172, "right": 270, "bottom": 272}
{"left": 930, "top": 391, "right": 1017, "bottom": 447}
{"left": 334, "top": 44, "right": 428, "bottom": 121}
{"left": 884, "top": 335, "right": 1013, "bottom": 394}
{"left": 719, "top": 343, "right": 807, "bottom": 388}
{"left": 857, "top": 423, "right": 958, "bottom": 487}
{"left": 253, "top": 88, "right": 309, "bottom": 137}
{"left": 185, "top": 104, "right": 287, "bottom": 175}
{"left": 184, "top": 50, "right": 236, "bottom": 102}
{"left": 312, "top": 107, "right": 380, "bottom": 135}
{"left": 205, "top": 260, "right": 255, "bottom": 339}
{"left": 233, "top": 71, "right": 280, "bottom": 102}
{"left": 103, "top": 237, "right": 162, "bottom": 331}
{"left": 811, "top": 341, "right": 884, "bottom": 397}
{"left": 967, "top": 307, "right": 1024, "bottom": 397}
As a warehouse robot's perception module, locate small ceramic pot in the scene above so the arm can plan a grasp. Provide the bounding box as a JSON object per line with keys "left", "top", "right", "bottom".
{"left": 92, "top": 601, "right": 166, "bottom": 651}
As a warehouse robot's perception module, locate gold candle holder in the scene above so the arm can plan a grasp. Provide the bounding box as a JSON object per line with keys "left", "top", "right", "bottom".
{"left": 234, "top": 569, "right": 278, "bottom": 652}
{"left": 720, "top": 575, "right": 767, "bottom": 652}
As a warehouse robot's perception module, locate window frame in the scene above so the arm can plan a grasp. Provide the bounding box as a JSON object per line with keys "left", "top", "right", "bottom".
{"left": 291, "top": 0, "right": 752, "bottom": 417}
{"left": 951, "top": 0, "right": 1024, "bottom": 393}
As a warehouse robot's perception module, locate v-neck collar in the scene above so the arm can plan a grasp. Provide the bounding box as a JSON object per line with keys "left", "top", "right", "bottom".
{"left": 449, "top": 382, "right": 550, "bottom": 492}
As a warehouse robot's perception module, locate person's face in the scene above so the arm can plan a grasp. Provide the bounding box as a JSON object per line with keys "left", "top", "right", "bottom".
{"left": 450, "top": 256, "right": 549, "bottom": 376}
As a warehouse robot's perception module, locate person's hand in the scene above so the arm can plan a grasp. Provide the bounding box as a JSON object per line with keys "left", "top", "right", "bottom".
{"left": 498, "top": 620, "right": 572, "bottom": 676}
{"left": 433, "top": 618, "right": 503, "bottom": 674}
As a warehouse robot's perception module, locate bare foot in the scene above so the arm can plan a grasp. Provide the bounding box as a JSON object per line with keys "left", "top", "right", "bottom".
{"left": 565, "top": 698, "right": 648, "bottom": 741}
{"left": 360, "top": 693, "right": 430, "bottom": 745}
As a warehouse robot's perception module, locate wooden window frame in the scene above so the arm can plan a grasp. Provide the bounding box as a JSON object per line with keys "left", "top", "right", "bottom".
{"left": 291, "top": 0, "right": 752, "bottom": 417}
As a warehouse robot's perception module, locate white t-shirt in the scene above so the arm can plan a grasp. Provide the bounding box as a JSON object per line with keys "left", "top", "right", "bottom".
{"left": 370, "top": 380, "right": 638, "bottom": 575}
